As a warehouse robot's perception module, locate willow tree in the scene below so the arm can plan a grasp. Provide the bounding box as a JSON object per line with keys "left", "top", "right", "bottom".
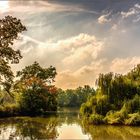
{"left": 95, "top": 72, "right": 113, "bottom": 95}
{"left": 0, "top": 15, "right": 26, "bottom": 93}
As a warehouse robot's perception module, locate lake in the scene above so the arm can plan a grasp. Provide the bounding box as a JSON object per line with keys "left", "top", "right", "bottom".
{"left": 0, "top": 108, "right": 140, "bottom": 140}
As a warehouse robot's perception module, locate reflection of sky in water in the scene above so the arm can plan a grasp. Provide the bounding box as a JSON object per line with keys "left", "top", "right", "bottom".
{"left": 0, "top": 116, "right": 140, "bottom": 140}
{"left": 0, "top": 126, "right": 16, "bottom": 140}
{"left": 57, "top": 123, "right": 89, "bottom": 139}
{"left": 0, "top": 124, "right": 90, "bottom": 139}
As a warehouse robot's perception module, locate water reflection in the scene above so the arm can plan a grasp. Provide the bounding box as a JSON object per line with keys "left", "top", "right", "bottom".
{"left": 0, "top": 109, "right": 140, "bottom": 140}
{"left": 58, "top": 124, "right": 89, "bottom": 139}
{"left": 81, "top": 120, "right": 140, "bottom": 140}
{"left": 0, "top": 116, "right": 59, "bottom": 139}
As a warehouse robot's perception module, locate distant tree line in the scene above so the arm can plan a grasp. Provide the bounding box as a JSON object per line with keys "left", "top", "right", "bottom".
{"left": 57, "top": 85, "right": 95, "bottom": 107}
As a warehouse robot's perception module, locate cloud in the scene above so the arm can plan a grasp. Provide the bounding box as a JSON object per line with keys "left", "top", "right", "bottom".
{"left": 121, "top": 8, "right": 136, "bottom": 18}
{"left": 5, "top": 0, "right": 98, "bottom": 15}
{"left": 98, "top": 13, "right": 111, "bottom": 24}
{"left": 11, "top": 32, "right": 140, "bottom": 89}
{"left": 11, "top": 33, "right": 105, "bottom": 89}
{"left": 111, "top": 24, "right": 118, "bottom": 30}
{"left": 110, "top": 57, "right": 140, "bottom": 74}
{"left": 56, "top": 56, "right": 140, "bottom": 89}
{"left": 6, "top": 1, "right": 140, "bottom": 89}
{"left": 56, "top": 59, "right": 105, "bottom": 89}
{"left": 61, "top": 34, "right": 104, "bottom": 66}
{"left": 121, "top": 3, "right": 140, "bottom": 20}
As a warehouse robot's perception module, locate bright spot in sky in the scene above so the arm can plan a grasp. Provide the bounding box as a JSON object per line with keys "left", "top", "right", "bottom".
{"left": 0, "top": 1, "right": 9, "bottom": 12}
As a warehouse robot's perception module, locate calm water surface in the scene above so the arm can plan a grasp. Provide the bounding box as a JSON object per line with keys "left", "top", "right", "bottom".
{"left": 0, "top": 108, "right": 140, "bottom": 140}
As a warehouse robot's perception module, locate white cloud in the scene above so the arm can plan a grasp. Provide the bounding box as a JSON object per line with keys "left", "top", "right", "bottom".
{"left": 110, "top": 57, "right": 140, "bottom": 74}
{"left": 61, "top": 34, "right": 103, "bottom": 65}
{"left": 98, "top": 13, "right": 111, "bottom": 24}
{"left": 12, "top": 33, "right": 140, "bottom": 89}
{"left": 56, "top": 59, "right": 105, "bottom": 89}
{"left": 11, "top": 33, "right": 105, "bottom": 89}
{"left": 134, "top": 4, "right": 140, "bottom": 9}
{"left": 121, "top": 8, "right": 136, "bottom": 18}
{"left": 121, "top": 4, "right": 140, "bottom": 19}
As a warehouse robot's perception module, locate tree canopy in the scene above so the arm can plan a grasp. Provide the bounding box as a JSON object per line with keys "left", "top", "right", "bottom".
{"left": 16, "top": 61, "right": 57, "bottom": 85}
{"left": 80, "top": 64, "right": 140, "bottom": 125}
{"left": 0, "top": 15, "right": 26, "bottom": 92}
{"left": 15, "top": 62, "right": 57, "bottom": 115}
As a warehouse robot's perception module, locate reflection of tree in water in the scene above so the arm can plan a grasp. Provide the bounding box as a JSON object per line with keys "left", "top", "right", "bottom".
{"left": 0, "top": 116, "right": 59, "bottom": 140}
{"left": 0, "top": 109, "right": 79, "bottom": 139}
{"left": 57, "top": 111, "right": 80, "bottom": 125}
{"left": 0, "top": 108, "right": 80, "bottom": 139}
{"left": 81, "top": 119, "right": 140, "bottom": 140}
{"left": 1, "top": 109, "right": 140, "bottom": 140}
{"left": 16, "top": 117, "right": 59, "bottom": 139}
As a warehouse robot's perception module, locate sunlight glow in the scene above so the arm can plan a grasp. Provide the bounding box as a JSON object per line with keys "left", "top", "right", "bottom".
{"left": 57, "top": 124, "right": 89, "bottom": 139}
{"left": 0, "top": 1, "right": 9, "bottom": 12}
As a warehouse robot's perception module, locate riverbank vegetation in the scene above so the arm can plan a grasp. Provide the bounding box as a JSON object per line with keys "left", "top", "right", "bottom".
{"left": 80, "top": 66, "right": 140, "bottom": 125}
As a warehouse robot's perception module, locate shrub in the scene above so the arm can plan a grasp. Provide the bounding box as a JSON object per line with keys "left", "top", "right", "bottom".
{"left": 104, "top": 104, "right": 129, "bottom": 125}
{"left": 19, "top": 86, "right": 57, "bottom": 116}
{"left": 125, "top": 94, "right": 140, "bottom": 113}
{"left": 0, "top": 104, "right": 20, "bottom": 117}
{"left": 125, "top": 113, "right": 140, "bottom": 125}
{"left": 95, "top": 95, "right": 111, "bottom": 116}
{"left": 80, "top": 103, "right": 92, "bottom": 117}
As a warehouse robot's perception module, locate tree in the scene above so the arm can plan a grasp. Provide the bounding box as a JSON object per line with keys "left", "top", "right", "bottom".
{"left": 80, "top": 65, "right": 140, "bottom": 125}
{"left": 0, "top": 15, "right": 26, "bottom": 93}
{"left": 57, "top": 85, "right": 95, "bottom": 107}
{"left": 95, "top": 72, "right": 113, "bottom": 95}
{"left": 16, "top": 61, "right": 57, "bottom": 86}
{"left": 15, "top": 62, "right": 57, "bottom": 115}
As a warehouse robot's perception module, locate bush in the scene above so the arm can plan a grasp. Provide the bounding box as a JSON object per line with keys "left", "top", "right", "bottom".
{"left": 125, "top": 113, "right": 140, "bottom": 125}
{"left": 19, "top": 86, "right": 57, "bottom": 116}
{"left": 125, "top": 94, "right": 140, "bottom": 113}
{"left": 0, "top": 104, "right": 20, "bottom": 117}
{"left": 80, "top": 103, "right": 92, "bottom": 117}
{"left": 95, "top": 95, "right": 111, "bottom": 116}
{"left": 104, "top": 104, "right": 128, "bottom": 125}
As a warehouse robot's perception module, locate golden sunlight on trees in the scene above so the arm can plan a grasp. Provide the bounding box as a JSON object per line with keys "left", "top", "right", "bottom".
{"left": 15, "top": 62, "right": 57, "bottom": 115}
{"left": 80, "top": 64, "right": 140, "bottom": 125}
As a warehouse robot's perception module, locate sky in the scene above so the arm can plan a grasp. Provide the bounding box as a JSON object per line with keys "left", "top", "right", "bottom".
{"left": 1, "top": 0, "right": 140, "bottom": 89}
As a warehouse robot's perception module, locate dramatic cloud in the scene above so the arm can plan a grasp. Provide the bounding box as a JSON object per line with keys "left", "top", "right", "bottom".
{"left": 3, "top": 0, "right": 140, "bottom": 89}
{"left": 61, "top": 34, "right": 103, "bottom": 66}
{"left": 11, "top": 33, "right": 105, "bottom": 89}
